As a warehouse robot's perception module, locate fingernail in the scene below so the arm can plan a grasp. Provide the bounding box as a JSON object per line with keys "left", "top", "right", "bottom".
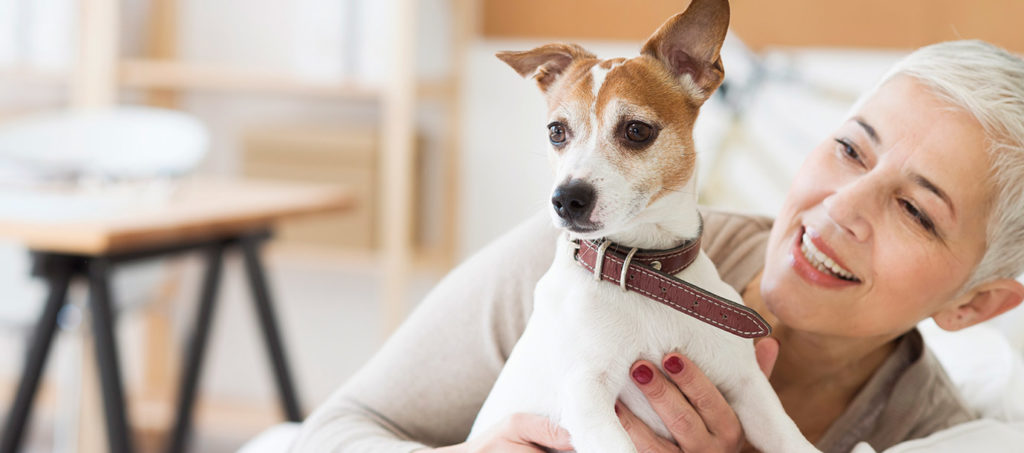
{"left": 664, "top": 356, "right": 684, "bottom": 374}
{"left": 614, "top": 404, "right": 621, "bottom": 415}
{"left": 632, "top": 364, "right": 653, "bottom": 384}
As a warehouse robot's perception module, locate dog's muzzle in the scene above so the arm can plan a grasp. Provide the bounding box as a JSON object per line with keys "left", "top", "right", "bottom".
{"left": 552, "top": 179, "right": 600, "bottom": 232}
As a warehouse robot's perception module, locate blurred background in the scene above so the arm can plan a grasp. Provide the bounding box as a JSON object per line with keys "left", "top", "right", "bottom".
{"left": 1, "top": 0, "right": 1023, "bottom": 452}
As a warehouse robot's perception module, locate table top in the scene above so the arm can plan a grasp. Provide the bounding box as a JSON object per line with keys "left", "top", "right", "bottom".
{"left": 0, "top": 178, "right": 354, "bottom": 255}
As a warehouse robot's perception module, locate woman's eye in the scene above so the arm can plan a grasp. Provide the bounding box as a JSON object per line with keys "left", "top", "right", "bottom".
{"left": 548, "top": 122, "right": 567, "bottom": 146}
{"left": 899, "top": 199, "right": 937, "bottom": 234}
{"left": 835, "top": 138, "right": 863, "bottom": 164}
{"left": 625, "top": 121, "right": 654, "bottom": 143}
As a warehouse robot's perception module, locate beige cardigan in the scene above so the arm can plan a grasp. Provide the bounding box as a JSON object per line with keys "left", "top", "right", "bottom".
{"left": 291, "top": 209, "right": 975, "bottom": 453}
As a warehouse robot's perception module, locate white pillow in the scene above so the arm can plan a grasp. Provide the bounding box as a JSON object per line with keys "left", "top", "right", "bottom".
{"left": 885, "top": 319, "right": 1024, "bottom": 452}
{"left": 852, "top": 419, "right": 1024, "bottom": 453}
{"left": 918, "top": 319, "right": 1024, "bottom": 422}
{"left": 987, "top": 300, "right": 1024, "bottom": 355}
{"left": 237, "top": 423, "right": 301, "bottom": 453}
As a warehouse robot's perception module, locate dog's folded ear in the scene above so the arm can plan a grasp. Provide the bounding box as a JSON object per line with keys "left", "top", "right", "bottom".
{"left": 641, "top": 0, "right": 729, "bottom": 103}
{"left": 497, "top": 43, "right": 595, "bottom": 93}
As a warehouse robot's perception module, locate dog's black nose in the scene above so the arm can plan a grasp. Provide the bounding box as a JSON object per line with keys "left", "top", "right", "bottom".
{"left": 551, "top": 180, "right": 596, "bottom": 223}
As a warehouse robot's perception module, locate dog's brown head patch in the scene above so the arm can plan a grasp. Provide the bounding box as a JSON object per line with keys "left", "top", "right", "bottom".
{"left": 496, "top": 0, "right": 730, "bottom": 235}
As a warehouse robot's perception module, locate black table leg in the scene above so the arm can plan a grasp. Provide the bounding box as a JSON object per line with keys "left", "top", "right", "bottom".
{"left": 0, "top": 257, "right": 73, "bottom": 453}
{"left": 5, "top": 231, "right": 305, "bottom": 453}
{"left": 166, "top": 244, "right": 225, "bottom": 453}
{"left": 240, "top": 234, "right": 302, "bottom": 421}
{"left": 88, "top": 258, "right": 134, "bottom": 453}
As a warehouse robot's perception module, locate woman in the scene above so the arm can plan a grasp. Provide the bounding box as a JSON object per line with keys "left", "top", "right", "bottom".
{"left": 291, "top": 40, "right": 1024, "bottom": 452}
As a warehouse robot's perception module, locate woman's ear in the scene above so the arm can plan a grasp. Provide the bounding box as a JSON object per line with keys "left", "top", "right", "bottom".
{"left": 933, "top": 278, "right": 1024, "bottom": 331}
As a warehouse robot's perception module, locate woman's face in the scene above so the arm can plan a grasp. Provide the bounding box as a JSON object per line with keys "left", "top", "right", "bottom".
{"left": 761, "top": 75, "right": 993, "bottom": 339}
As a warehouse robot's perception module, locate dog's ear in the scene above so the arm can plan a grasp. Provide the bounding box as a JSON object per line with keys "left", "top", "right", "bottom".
{"left": 641, "top": 0, "right": 729, "bottom": 102}
{"left": 497, "top": 43, "right": 595, "bottom": 93}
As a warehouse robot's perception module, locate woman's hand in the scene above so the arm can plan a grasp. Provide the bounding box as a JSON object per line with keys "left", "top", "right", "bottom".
{"left": 616, "top": 338, "right": 780, "bottom": 453}
{"left": 430, "top": 413, "right": 573, "bottom": 453}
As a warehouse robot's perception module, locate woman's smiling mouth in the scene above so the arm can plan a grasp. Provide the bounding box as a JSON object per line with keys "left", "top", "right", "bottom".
{"left": 791, "top": 226, "right": 862, "bottom": 287}
{"left": 801, "top": 231, "right": 859, "bottom": 281}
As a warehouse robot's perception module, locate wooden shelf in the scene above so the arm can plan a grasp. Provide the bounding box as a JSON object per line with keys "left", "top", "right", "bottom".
{"left": 9, "top": 0, "right": 467, "bottom": 340}
{"left": 118, "top": 59, "right": 381, "bottom": 100}
{"left": 0, "top": 62, "right": 455, "bottom": 102}
{"left": 0, "top": 67, "right": 68, "bottom": 85}
{"left": 265, "top": 240, "right": 453, "bottom": 276}
{"left": 417, "top": 79, "right": 457, "bottom": 100}
{"left": 0, "top": 1, "right": 470, "bottom": 450}
{"left": 117, "top": 59, "right": 458, "bottom": 103}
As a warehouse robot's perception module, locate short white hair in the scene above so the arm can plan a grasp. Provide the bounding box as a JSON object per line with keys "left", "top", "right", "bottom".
{"left": 868, "top": 40, "right": 1024, "bottom": 292}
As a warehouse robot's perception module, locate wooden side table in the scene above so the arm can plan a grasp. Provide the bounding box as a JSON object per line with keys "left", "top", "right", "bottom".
{"left": 0, "top": 179, "right": 353, "bottom": 453}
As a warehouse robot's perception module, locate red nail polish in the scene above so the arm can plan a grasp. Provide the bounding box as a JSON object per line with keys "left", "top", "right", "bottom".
{"left": 632, "top": 365, "right": 653, "bottom": 384}
{"left": 664, "top": 356, "right": 684, "bottom": 374}
{"left": 614, "top": 404, "right": 621, "bottom": 415}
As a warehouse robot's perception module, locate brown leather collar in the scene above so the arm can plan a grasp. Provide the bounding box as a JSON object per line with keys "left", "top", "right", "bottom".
{"left": 581, "top": 236, "right": 703, "bottom": 276}
{"left": 570, "top": 235, "right": 771, "bottom": 339}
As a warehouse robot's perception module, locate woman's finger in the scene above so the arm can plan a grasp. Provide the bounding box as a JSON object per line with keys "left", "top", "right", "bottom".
{"left": 754, "top": 337, "right": 780, "bottom": 377}
{"left": 630, "top": 360, "right": 713, "bottom": 449}
{"left": 614, "top": 401, "right": 679, "bottom": 453}
{"left": 659, "top": 354, "right": 743, "bottom": 445}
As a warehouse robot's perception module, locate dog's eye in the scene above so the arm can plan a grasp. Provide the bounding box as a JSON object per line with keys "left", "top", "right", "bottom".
{"left": 548, "top": 122, "right": 567, "bottom": 146}
{"left": 625, "top": 121, "right": 654, "bottom": 143}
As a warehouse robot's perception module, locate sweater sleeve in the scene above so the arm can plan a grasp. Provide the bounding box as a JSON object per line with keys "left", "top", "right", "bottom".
{"left": 290, "top": 211, "right": 558, "bottom": 452}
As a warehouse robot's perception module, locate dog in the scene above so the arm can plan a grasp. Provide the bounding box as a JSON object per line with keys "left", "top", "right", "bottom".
{"left": 467, "top": 1, "right": 820, "bottom": 452}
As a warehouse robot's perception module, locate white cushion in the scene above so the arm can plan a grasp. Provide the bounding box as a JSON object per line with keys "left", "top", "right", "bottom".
{"left": 852, "top": 420, "right": 1024, "bottom": 453}
{"left": 919, "top": 319, "right": 1024, "bottom": 422}
{"left": 988, "top": 299, "right": 1024, "bottom": 356}
{"left": 882, "top": 319, "right": 1024, "bottom": 452}
{"left": 237, "top": 423, "right": 301, "bottom": 453}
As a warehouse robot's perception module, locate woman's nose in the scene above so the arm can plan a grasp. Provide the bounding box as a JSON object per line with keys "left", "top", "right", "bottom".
{"left": 822, "top": 181, "right": 874, "bottom": 242}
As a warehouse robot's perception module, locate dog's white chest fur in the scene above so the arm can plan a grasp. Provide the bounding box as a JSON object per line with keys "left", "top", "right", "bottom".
{"left": 471, "top": 237, "right": 748, "bottom": 442}
{"left": 469, "top": 236, "right": 818, "bottom": 453}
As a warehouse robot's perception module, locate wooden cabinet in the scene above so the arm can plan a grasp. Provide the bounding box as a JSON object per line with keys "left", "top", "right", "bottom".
{"left": 242, "top": 125, "right": 378, "bottom": 250}
{"left": 482, "top": 0, "right": 1024, "bottom": 52}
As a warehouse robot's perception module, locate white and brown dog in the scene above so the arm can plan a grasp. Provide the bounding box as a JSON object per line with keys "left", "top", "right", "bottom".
{"left": 468, "top": 1, "right": 819, "bottom": 452}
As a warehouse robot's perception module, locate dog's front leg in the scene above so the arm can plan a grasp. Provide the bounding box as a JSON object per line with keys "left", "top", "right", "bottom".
{"left": 559, "top": 371, "right": 636, "bottom": 453}
{"left": 727, "top": 372, "right": 821, "bottom": 453}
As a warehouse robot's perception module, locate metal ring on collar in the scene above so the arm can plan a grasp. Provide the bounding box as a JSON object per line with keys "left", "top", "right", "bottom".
{"left": 593, "top": 240, "right": 612, "bottom": 282}
{"left": 620, "top": 246, "right": 639, "bottom": 291}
